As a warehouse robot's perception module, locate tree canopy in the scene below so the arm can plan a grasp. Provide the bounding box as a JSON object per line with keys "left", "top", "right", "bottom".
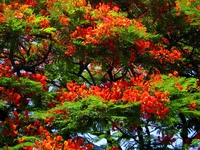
{"left": 0, "top": 0, "right": 200, "bottom": 149}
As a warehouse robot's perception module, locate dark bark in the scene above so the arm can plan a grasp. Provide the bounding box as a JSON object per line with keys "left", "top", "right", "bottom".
{"left": 138, "top": 126, "right": 145, "bottom": 150}
{"left": 0, "top": 109, "right": 8, "bottom": 121}
{"left": 179, "top": 113, "right": 188, "bottom": 145}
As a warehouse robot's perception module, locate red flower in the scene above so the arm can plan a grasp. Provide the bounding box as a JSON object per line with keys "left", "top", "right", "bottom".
{"left": 40, "top": 19, "right": 50, "bottom": 29}
{"left": 135, "top": 40, "right": 150, "bottom": 54}
{"left": 0, "top": 12, "right": 4, "bottom": 23}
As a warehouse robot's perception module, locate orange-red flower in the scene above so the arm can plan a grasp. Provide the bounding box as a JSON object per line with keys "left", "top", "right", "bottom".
{"left": 40, "top": 19, "right": 50, "bottom": 28}
{"left": 0, "top": 12, "right": 4, "bottom": 23}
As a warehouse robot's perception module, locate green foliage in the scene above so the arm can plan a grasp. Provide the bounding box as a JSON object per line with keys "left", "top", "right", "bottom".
{"left": 157, "top": 75, "right": 200, "bottom": 113}
{"left": 4, "top": 136, "right": 39, "bottom": 150}
{"left": 0, "top": 77, "right": 43, "bottom": 93}
{"left": 41, "top": 95, "right": 141, "bottom": 143}
{"left": 41, "top": 27, "right": 57, "bottom": 34}
{"left": 0, "top": 0, "right": 200, "bottom": 149}
{"left": 6, "top": 142, "right": 35, "bottom": 150}
{"left": 178, "top": 0, "right": 200, "bottom": 26}
{"left": 0, "top": 101, "right": 6, "bottom": 109}
{"left": 191, "top": 139, "right": 200, "bottom": 147}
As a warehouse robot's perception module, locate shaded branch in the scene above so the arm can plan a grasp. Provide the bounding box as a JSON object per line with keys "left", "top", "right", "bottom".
{"left": 68, "top": 71, "right": 92, "bottom": 85}
{"left": 107, "top": 66, "right": 114, "bottom": 82}
{"left": 9, "top": 37, "right": 21, "bottom": 76}
{"left": 179, "top": 113, "right": 188, "bottom": 145}
{"left": 138, "top": 126, "right": 145, "bottom": 150}
{"left": 86, "top": 67, "right": 96, "bottom": 85}
{"left": 145, "top": 125, "right": 151, "bottom": 149}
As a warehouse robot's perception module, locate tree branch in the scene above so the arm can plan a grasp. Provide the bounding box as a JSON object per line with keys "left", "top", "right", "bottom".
{"left": 86, "top": 66, "right": 96, "bottom": 85}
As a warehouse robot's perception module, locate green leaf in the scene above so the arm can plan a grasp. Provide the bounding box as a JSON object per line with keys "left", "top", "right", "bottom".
{"left": 31, "top": 111, "right": 49, "bottom": 119}
{"left": 18, "top": 136, "right": 40, "bottom": 141}
{"left": 41, "top": 27, "right": 57, "bottom": 33}
{"left": 7, "top": 142, "right": 35, "bottom": 150}
{"left": 191, "top": 22, "right": 200, "bottom": 26}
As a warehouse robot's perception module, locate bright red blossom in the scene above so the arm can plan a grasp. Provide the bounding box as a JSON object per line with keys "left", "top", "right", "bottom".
{"left": 40, "top": 19, "right": 50, "bottom": 28}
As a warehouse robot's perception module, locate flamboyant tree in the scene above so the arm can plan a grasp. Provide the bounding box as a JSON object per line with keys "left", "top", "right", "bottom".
{"left": 0, "top": 0, "right": 200, "bottom": 149}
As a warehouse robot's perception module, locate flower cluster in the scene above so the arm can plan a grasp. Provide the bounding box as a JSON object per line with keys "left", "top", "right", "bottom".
{"left": 54, "top": 74, "right": 170, "bottom": 118}
{"left": 71, "top": 14, "right": 145, "bottom": 45}
{"left": 40, "top": 19, "right": 50, "bottom": 29}
{"left": 68, "top": 2, "right": 146, "bottom": 58}
{"left": 135, "top": 40, "right": 151, "bottom": 55}
{"left": 157, "top": 134, "right": 176, "bottom": 145}
{"left": 22, "top": 73, "right": 47, "bottom": 89}
{"left": 141, "top": 92, "right": 170, "bottom": 119}
{"left": 20, "top": 133, "right": 93, "bottom": 150}
{"left": 0, "top": 59, "right": 13, "bottom": 77}
{"left": 0, "top": 12, "right": 4, "bottom": 23}
{"left": 0, "top": 110, "right": 29, "bottom": 138}
{"left": 150, "top": 45, "right": 181, "bottom": 64}
{"left": 107, "top": 146, "right": 119, "bottom": 150}
{"left": 0, "top": 88, "right": 21, "bottom": 106}
{"left": 56, "top": 82, "right": 88, "bottom": 102}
